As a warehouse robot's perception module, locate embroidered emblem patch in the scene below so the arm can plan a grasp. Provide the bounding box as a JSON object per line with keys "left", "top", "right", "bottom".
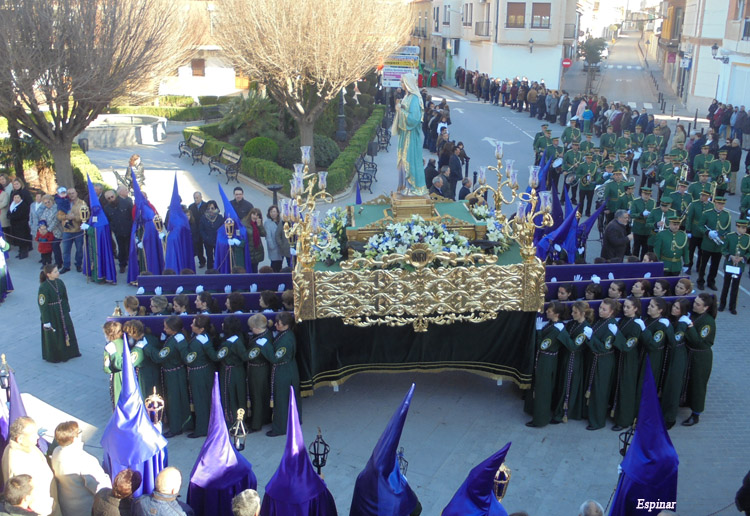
{"left": 130, "top": 351, "right": 139, "bottom": 363}
{"left": 158, "top": 347, "right": 170, "bottom": 358}
{"left": 700, "top": 325, "right": 710, "bottom": 338}
{"left": 186, "top": 352, "right": 197, "bottom": 363}
{"left": 653, "top": 330, "right": 664, "bottom": 343}
{"left": 38, "top": 294, "right": 45, "bottom": 305}
{"left": 275, "top": 347, "right": 286, "bottom": 359}
{"left": 540, "top": 338, "right": 552, "bottom": 350}
{"left": 675, "top": 332, "right": 683, "bottom": 342}
{"left": 248, "top": 348, "right": 259, "bottom": 359}
{"left": 575, "top": 334, "right": 585, "bottom": 345}
{"left": 605, "top": 336, "right": 613, "bottom": 349}
{"left": 217, "top": 348, "right": 228, "bottom": 359}
{"left": 626, "top": 337, "right": 637, "bottom": 348}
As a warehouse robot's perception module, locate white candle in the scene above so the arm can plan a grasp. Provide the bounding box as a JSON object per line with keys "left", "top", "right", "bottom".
{"left": 300, "top": 146, "right": 311, "bottom": 165}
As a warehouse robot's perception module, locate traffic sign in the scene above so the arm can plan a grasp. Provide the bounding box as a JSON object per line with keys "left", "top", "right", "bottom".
{"left": 562, "top": 58, "right": 573, "bottom": 68}
{"left": 382, "top": 53, "right": 419, "bottom": 88}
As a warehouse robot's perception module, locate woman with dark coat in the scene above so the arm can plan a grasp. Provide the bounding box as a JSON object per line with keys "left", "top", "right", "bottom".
{"left": 7, "top": 192, "right": 31, "bottom": 259}
{"left": 92, "top": 469, "right": 141, "bottom": 516}
{"left": 198, "top": 200, "right": 224, "bottom": 269}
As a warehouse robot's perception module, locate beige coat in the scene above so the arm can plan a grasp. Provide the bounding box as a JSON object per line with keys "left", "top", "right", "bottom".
{"left": 1, "top": 439, "right": 61, "bottom": 516}
{"left": 51, "top": 441, "right": 112, "bottom": 516}
{"left": 0, "top": 189, "right": 9, "bottom": 228}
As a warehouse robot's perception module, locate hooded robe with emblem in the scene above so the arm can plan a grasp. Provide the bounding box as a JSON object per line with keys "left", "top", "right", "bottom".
{"left": 182, "top": 334, "right": 216, "bottom": 437}
{"left": 204, "top": 333, "right": 248, "bottom": 426}
{"left": 553, "top": 318, "right": 590, "bottom": 422}
{"left": 637, "top": 317, "right": 672, "bottom": 403}
{"left": 83, "top": 174, "right": 117, "bottom": 283}
{"left": 441, "top": 443, "right": 511, "bottom": 516}
{"left": 130, "top": 333, "right": 163, "bottom": 401}
{"left": 612, "top": 317, "right": 650, "bottom": 429}
{"left": 584, "top": 317, "right": 623, "bottom": 429}
{"left": 260, "top": 329, "right": 300, "bottom": 436}
{"left": 524, "top": 321, "right": 571, "bottom": 427}
{"left": 103, "top": 337, "right": 125, "bottom": 408}
{"left": 683, "top": 311, "right": 715, "bottom": 413}
{"left": 660, "top": 318, "right": 689, "bottom": 425}
{"left": 150, "top": 332, "right": 193, "bottom": 435}
{"left": 246, "top": 330, "right": 272, "bottom": 431}
{"left": 38, "top": 276, "right": 80, "bottom": 363}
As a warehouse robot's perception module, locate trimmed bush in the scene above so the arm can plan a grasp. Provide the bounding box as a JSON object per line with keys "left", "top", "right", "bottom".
{"left": 105, "top": 105, "right": 213, "bottom": 121}
{"left": 198, "top": 96, "right": 219, "bottom": 106}
{"left": 358, "top": 93, "right": 374, "bottom": 106}
{"left": 278, "top": 134, "right": 340, "bottom": 169}
{"left": 243, "top": 137, "right": 279, "bottom": 162}
{"left": 159, "top": 95, "right": 195, "bottom": 107}
{"left": 240, "top": 158, "right": 293, "bottom": 195}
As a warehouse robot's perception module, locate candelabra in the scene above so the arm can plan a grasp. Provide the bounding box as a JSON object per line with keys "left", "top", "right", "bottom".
{"left": 80, "top": 204, "right": 91, "bottom": 283}
{"left": 153, "top": 214, "right": 166, "bottom": 256}
{"left": 474, "top": 144, "right": 519, "bottom": 213}
{"left": 281, "top": 146, "right": 334, "bottom": 271}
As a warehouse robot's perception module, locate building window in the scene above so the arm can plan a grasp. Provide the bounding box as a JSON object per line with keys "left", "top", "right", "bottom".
{"left": 531, "top": 2, "right": 551, "bottom": 29}
{"left": 191, "top": 59, "right": 205, "bottom": 77}
{"left": 434, "top": 7, "right": 440, "bottom": 31}
{"left": 443, "top": 4, "right": 451, "bottom": 25}
{"left": 463, "top": 3, "right": 473, "bottom": 26}
{"left": 736, "top": 0, "right": 746, "bottom": 19}
{"left": 507, "top": 2, "right": 525, "bottom": 28}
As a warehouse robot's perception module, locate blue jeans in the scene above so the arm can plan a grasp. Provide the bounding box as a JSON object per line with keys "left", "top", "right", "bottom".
{"left": 62, "top": 231, "right": 83, "bottom": 269}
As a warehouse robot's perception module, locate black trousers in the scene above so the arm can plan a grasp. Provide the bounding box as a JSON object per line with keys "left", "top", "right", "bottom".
{"left": 632, "top": 234, "right": 650, "bottom": 260}
{"left": 193, "top": 235, "right": 205, "bottom": 266}
{"left": 547, "top": 167, "right": 561, "bottom": 191}
{"left": 631, "top": 159, "right": 640, "bottom": 176}
{"left": 688, "top": 236, "right": 703, "bottom": 269}
{"left": 205, "top": 244, "right": 216, "bottom": 269}
{"left": 114, "top": 233, "right": 130, "bottom": 267}
{"left": 578, "top": 190, "right": 595, "bottom": 216}
{"left": 639, "top": 171, "right": 656, "bottom": 189}
{"left": 720, "top": 271, "right": 741, "bottom": 310}
{"left": 698, "top": 250, "right": 721, "bottom": 285}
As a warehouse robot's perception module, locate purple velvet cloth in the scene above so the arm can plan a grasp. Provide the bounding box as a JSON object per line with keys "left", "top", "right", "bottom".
{"left": 442, "top": 443, "right": 511, "bottom": 516}
{"left": 84, "top": 174, "right": 117, "bottom": 283}
{"left": 8, "top": 371, "right": 48, "bottom": 453}
{"left": 214, "top": 185, "right": 251, "bottom": 274}
{"left": 165, "top": 175, "right": 195, "bottom": 274}
{"left": 127, "top": 171, "right": 165, "bottom": 283}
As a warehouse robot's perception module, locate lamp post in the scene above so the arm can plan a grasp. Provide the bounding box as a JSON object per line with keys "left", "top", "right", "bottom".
{"left": 230, "top": 409, "right": 248, "bottom": 451}
{"left": 0, "top": 354, "right": 11, "bottom": 401}
{"left": 308, "top": 427, "right": 330, "bottom": 477}
{"left": 529, "top": 38, "right": 534, "bottom": 53}
{"left": 336, "top": 87, "right": 347, "bottom": 142}
{"left": 711, "top": 43, "right": 729, "bottom": 64}
{"left": 144, "top": 387, "right": 165, "bottom": 431}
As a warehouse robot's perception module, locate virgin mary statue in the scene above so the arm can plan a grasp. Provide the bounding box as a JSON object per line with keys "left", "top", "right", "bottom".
{"left": 393, "top": 73, "right": 426, "bottom": 196}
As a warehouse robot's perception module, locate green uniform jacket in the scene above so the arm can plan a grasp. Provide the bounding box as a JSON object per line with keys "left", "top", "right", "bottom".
{"left": 576, "top": 162, "right": 600, "bottom": 191}
{"left": 617, "top": 193, "right": 635, "bottom": 212}
{"left": 38, "top": 278, "right": 80, "bottom": 363}
{"left": 639, "top": 317, "right": 672, "bottom": 394}
{"left": 741, "top": 175, "right": 750, "bottom": 206}
{"left": 246, "top": 330, "right": 273, "bottom": 431}
{"left": 672, "top": 148, "right": 688, "bottom": 163}
{"left": 687, "top": 181, "right": 710, "bottom": 201}
{"left": 132, "top": 334, "right": 162, "bottom": 401}
{"left": 670, "top": 191, "right": 691, "bottom": 220}
{"left": 613, "top": 318, "right": 643, "bottom": 428}
{"left": 698, "top": 209, "right": 732, "bottom": 253}
{"left": 645, "top": 133, "right": 664, "bottom": 152}
{"left": 206, "top": 333, "right": 249, "bottom": 426}
{"left": 562, "top": 126, "right": 581, "bottom": 146}
{"left": 659, "top": 163, "right": 678, "bottom": 197}
{"left": 182, "top": 334, "right": 216, "bottom": 436}
{"left": 684, "top": 312, "right": 715, "bottom": 413}
{"left": 653, "top": 230, "right": 690, "bottom": 272}
{"left": 580, "top": 140, "right": 595, "bottom": 154}
{"left": 639, "top": 151, "right": 659, "bottom": 177}
{"left": 631, "top": 132, "right": 645, "bottom": 149}
{"left": 604, "top": 180, "right": 626, "bottom": 212}
{"left": 103, "top": 338, "right": 125, "bottom": 407}
{"left": 563, "top": 149, "right": 582, "bottom": 173}
{"left": 545, "top": 144, "right": 564, "bottom": 162}
{"left": 661, "top": 318, "right": 689, "bottom": 424}
{"left": 646, "top": 208, "right": 676, "bottom": 247}
{"left": 585, "top": 318, "right": 622, "bottom": 429}
{"left": 600, "top": 132, "right": 617, "bottom": 152}
{"left": 534, "top": 135, "right": 550, "bottom": 155}
{"left": 524, "top": 321, "right": 570, "bottom": 427}
{"left": 614, "top": 136, "right": 631, "bottom": 154}
{"left": 686, "top": 200, "right": 713, "bottom": 235}
{"left": 741, "top": 195, "right": 750, "bottom": 219}
{"left": 630, "top": 198, "right": 656, "bottom": 236}
{"left": 151, "top": 333, "right": 193, "bottom": 435}
{"left": 708, "top": 159, "right": 730, "bottom": 187}
{"left": 693, "top": 153, "right": 714, "bottom": 174}
{"left": 721, "top": 232, "right": 750, "bottom": 273}
{"left": 261, "top": 330, "right": 301, "bottom": 436}
{"left": 553, "top": 319, "right": 589, "bottom": 422}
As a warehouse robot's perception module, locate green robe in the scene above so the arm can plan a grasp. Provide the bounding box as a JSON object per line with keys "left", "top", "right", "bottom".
{"left": 103, "top": 338, "right": 124, "bottom": 407}
{"left": 151, "top": 333, "right": 193, "bottom": 435}
{"left": 206, "top": 333, "right": 249, "bottom": 426}
{"left": 653, "top": 230, "right": 690, "bottom": 273}
{"left": 553, "top": 320, "right": 588, "bottom": 422}
{"left": 612, "top": 318, "right": 642, "bottom": 428}
{"left": 247, "top": 330, "right": 273, "bottom": 431}
{"left": 585, "top": 318, "right": 621, "bottom": 429}
{"left": 260, "top": 329, "right": 301, "bottom": 436}
{"left": 183, "top": 334, "right": 216, "bottom": 437}
{"left": 638, "top": 317, "right": 672, "bottom": 399}
{"left": 524, "top": 322, "right": 569, "bottom": 427}
{"left": 684, "top": 312, "right": 715, "bottom": 413}
{"left": 661, "top": 319, "right": 688, "bottom": 424}
{"left": 38, "top": 278, "right": 80, "bottom": 363}
{"left": 132, "top": 334, "right": 162, "bottom": 401}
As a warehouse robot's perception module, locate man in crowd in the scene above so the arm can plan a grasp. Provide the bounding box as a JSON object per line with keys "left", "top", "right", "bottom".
{"left": 698, "top": 196, "right": 731, "bottom": 290}
{"left": 654, "top": 217, "right": 690, "bottom": 276}
{"left": 0, "top": 475, "right": 37, "bottom": 515}
{"left": 448, "top": 145, "right": 463, "bottom": 200}
{"left": 103, "top": 187, "right": 134, "bottom": 274}
{"left": 188, "top": 192, "right": 208, "bottom": 268}
{"left": 57, "top": 187, "right": 87, "bottom": 274}
{"left": 630, "top": 186, "right": 655, "bottom": 259}
{"left": 133, "top": 467, "right": 193, "bottom": 516}
{"left": 429, "top": 176, "right": 446, "bottom": 198}
{"left": 231, "top": 489, "right": 261, "bottom": 516}
{"left": 230, "top": 187, "right": 253, "bottom": 221}
{"left": 719, "top": 219, "right": 750, "bottom": 314}
{"left": 458, "top": 178, "right": 472, "bottom": 201}
{"left": 579, "top": 500, "right": 604, "bottom": 516}
{"left": 601, "top": 209, "right": 632, "bottom": 261}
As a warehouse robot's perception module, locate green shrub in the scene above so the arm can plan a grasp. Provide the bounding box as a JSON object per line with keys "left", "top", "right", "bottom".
{"left": 243, "top": 137, "right": 279, "bottom": 162}
{"left": 353, "top": 106, "right": 369, "bottom": 121}
{"left": 240, "top": 158, "right": 293, "bottom": 194}
{"left": 105, "top": 105, "right": 209, "bottom": 121}
{"left": 358, "top": 93, "right": 374, "bottom": 106}
{"left": 159, "top": 95, "right": 195, "bottom": 107}
{"left": 326, "top": 106, "right": 384, "bottom": 193}
{"left": 198, "top": 96, "right": 218, "bottom": 106}
{"left": 217, "top": 96, "right": 234, "bottom": 105}
{"left": 182, "top": 126, "right": 240, "bottom": 159}
{"left": 200, "top": 122, "right": 228, "bottom": 139}
{"left": 278, "top": 134, "right": 340, "bottom": 169}
{"left": 0, "top": 117, "right": 7, "bottom": 133}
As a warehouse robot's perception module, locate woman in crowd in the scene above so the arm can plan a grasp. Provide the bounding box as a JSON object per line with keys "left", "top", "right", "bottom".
{"left": 195, "top": 291, "right": 219, "bottom": 314}
{"left": 123, "top": 296, "right": 146, "bottom": 316}
{"left": 199, "top": 200, "right": 224, "bottom": 270}
{"left": 662, "top": 298, "right": 691, "bottom": 429}
{"left": 584, "top": 283, "right": 602, "bottom": 301}
{"left": 172, "top": 294, "right": 190, "bottom": 315}
{"left": 556, "top": 284, "right": 576, "bottom": 302}
{"left": 127, "top": 154, "right": 145, "bottom": 188}
{"left": 641, "top": 297, "right": 674, "bottom": 392}
{"left": 247, "top": 314, "right": 273, "bottom": 432}
{"left": 205, "top": 315, "right": 248, "bottom": 426}
{"left": 612, "top": 297, "right": 648, "bottom": 431}
{"left": 225, "top": 292, "right": 245, "bottom": 313}
{"left": 0, "top": 178, "right": 9, "bottom": 237}
{"left": 184, "top": 315, "right": 216, "bottom": 438}
{"left": 92, "top": 469, "right": 142, "bottom": 516}
{"left": 553, "top": 301, "right": 592, "bottom": 423}
{"left": 525, "top": 302, "right": 571, "bottom": 428}
{"left": 102, "top": 321, "right": 125, "bottom": 407}
{"left": 151, "top": 316, "right": 193, "bottom": 438}
{"left": 38, "top": 264, "right": 80, "bottom": 363}
{"left": 585, "top": 298, "right": 623, "bottom": 430}
{"left": 149, "top": 295, "right": 171, "bottom": 315}
{"left": 682, "top": 293, "right": 717, "bottom": 427}
{"left": 259, "top": 290, "right": 281, "bottom": 313}
{"left": 37, "top": 195, "right": 63, "bottom": 267}
{"left": 630, "top": 279, "right": 652, "bottom": 299}
{"left": 122, "top": 319, "right": 161, "bottom": 401}
{"left": 261, "top": 311, "right": 300, "bottom": 437}
{"left": 242, "top": 208, "right": 265, "bottom": 273}
{"left": 675, "top": 277, "right": 693, "bottom": 296}
{"left": 264, "top": 205, "right": 291, "bottom": 272}
{"left": 7, "top": 191, "right": 31, "bottom": 259}
{"left": 652, "top": 279, "right": 672, "bottom": 297}
{"left": 607, "top": 280, "right": 626, "bottom": 299}
{"left": 642, "top": 251, "right": 658, "bottom": 263}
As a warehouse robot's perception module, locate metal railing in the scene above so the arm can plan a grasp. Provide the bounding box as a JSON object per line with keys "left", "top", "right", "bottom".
{"left": 564, "top": 23, "right": 576, "bottom": 39}
{"left": 474, "top": 21, "right": 490, "bottom": 37}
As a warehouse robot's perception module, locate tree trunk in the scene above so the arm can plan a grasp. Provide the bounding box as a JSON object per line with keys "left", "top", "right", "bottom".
{"left": 298, "top": 119, "right": 316, "bottom": 173}
{"left": 48, "top": 142, "right": 75, "bottom": 190}
{"left": 7, "top": 120, "right": 25, "bottom": 181}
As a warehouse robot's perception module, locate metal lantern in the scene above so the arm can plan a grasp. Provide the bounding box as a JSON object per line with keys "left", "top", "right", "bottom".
{"left": 144, "top": 387, "right": 165, "bottom": 426}
{"left": 308, "top": 427, "right": 330, "bottom": 476}
{"left": 224, "top": 218, "right": 235, "bottom": 238}
{"left": 619, "top": 423, "right": 635, "bottom": 457}
{"left": 493, "top": 463, "right": 512, "bottom": 502}
{"left": 230, "top": 409, "right": 247, "bottom": 451}
{"left": 397, "top": 446, "right": 408, "bottom": 476}
{"left": 153, "top": 213, "right": 164, "bottom": 233}
{"left": 112, "top": 301, "right": 123, "bottom": 316}
{"left": 0, "top": 354, "right": 11, "bottom": 397}
{"left": 80, "top": 204, "right": 90, "bottom": 224}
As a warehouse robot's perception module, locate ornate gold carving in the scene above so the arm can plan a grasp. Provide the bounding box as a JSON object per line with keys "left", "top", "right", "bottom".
{"left": 363, "top": 194, "right": 392, "bottom": 205}
{"left": 341, "top": 244, "right": 497, "bottom": 271}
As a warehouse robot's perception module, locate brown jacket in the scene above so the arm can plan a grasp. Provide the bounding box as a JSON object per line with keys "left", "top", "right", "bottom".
{"left": 57, "top": 198, "right": 88, "bottom": 233}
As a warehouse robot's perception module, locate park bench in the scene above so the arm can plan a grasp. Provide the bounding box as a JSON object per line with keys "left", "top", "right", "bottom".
{"left": 545, "top": 262, "right": 664, "bottom": 282}
{"left": 208, "top": 147, "right": 242, "bottom": 184}
{"left": 377, "top": 126, "right": 391, "bottom": 152}
{"left": 178, "top": 135, "right": 206, "bottom": 165}
{"left": 203, "top": 105, "right": 222, "bottom": 122}
{"left": 354, "top": 156, "right": 374, "bottom": 194}
{"left": 136, "top": 272, "right": 291, "bottom": 294}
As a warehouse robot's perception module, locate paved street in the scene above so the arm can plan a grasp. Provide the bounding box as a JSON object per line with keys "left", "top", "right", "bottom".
{"left": 1, "top": 61, "right": 748, "bottom": 514}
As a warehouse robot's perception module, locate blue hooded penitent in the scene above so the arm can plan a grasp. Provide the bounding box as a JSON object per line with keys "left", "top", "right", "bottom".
{"left": 609, "top": 356, "right": 679, "bottom": 516}
{"left": 349, "top": 384, "right": 418, "bottom": 516}
{"left": 188, "top": 373, "right": 256, "bottom": 516}
{"left": 101, "top": 334, "right": 168, "bottom": 497}
{"left": 165, "top": 174, "right": 195, "bottom": 273}
{"left": 215, "top": 185, "right": 251, "bottom": 274}
{"left": 8, "top": 370, "right": 47, "bottom": 453}
{"left": 127, "top": 170, "right": 164, "bottom": 283}
{"left": 260, "top": 386, "right": 338, "bottom": 516}
{"left": 442, "top": 442, "right": 512, "bottom": 516}
{"left": 83, "top": 174, "right": 117, "bottom": 283}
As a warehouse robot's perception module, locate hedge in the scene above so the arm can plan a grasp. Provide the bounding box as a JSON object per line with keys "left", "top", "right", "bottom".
{"left": 159, "top": 95, "right": 195, "bottom": 107}
{"left": 104, "top": 105, "right": 219, "bottom": 121}
{"left": 243, "top": 137, "right": 279, "bottom": 162}
{"left": 197, "top": 96, "right": 234, "bottom": 106}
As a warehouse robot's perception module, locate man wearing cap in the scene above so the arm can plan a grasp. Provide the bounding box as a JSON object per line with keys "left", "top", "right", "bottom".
{"left": 631, "top": 125, "right": 645, "bottom": 156}
{"left": 671, "top": 180, "right": 692, "bottom": 223}
{"left": 653, "top": 217, "right": 690, "bottom": 275}
{"left": 663, "top": 152, "right": 682, "bottom": 199}
{"left": 563, "top": 141, "right": 582, "bottom": 200}
{"left": 56, "top": 187, "right": 88, "bottom": 274}
{"left": 688, "top": 171, "right": 711, "bottom": 201}
{"left": 561, "top": 117, "right": 581, "bottom": 148}
{"left": 709, "top": 149, "right": 731, "bottom": 197}
{"left": 603, "top": 165, "right": 626, "bottom": 224}
{"left": 697, "top": 196, "right": 732, "bottom": 290}
{"left": 639, "top": 143, "right": 659, "bottom": 189}
{"left": 600, "top": 125, "right": 616, "bottom": 156}
{"left": 617, "top": 181, "right": 636, "bottom": 213}
{"left": 693, "top": 144, "right": 715, "bottom": 178}
{"left": 647, "top": 196, "right": 676, "bottom": 249}
{"left": 576, "top": 153, "right": 600, "bottom": 216}
{"left": 630, "top": 187, "right": 656, "bottom": 259}
{"left": 533, "top": 124, "right": 550, "bottom": 165}
{"left": 580, "top": 132, "right": 595, "bottom": 154}
{"left": 614, "top": 129, "right": 631, "bottom": 155}
{"left": 672, "top": 141, "right": 688, "bottom": 164}
{"left": 545, "top": 136, "right": 564, "bottom": 190}
{"left": 685, "top": 188, "right": 713, "bottom": 274}
{"left": 719, "top": 219, "right": 750, "bottom": 314}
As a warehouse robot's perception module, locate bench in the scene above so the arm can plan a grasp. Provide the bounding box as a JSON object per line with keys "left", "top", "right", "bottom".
{"left": 545, "top": 262, "right": 664, "bottom": 282}
{"left": 107, "top": 312, "right": 287, "bottom": 339}
{"left": 178, "top": 135, "right": 206, "bottom": 165}
{"left": 377, "top": 126, "right": 391, "bottom": 152}
{"left": 203, "top": 105, "right": 222, "bottom": 122}
{"left": 355, "top": 156, "right": 374, "bottom": 194}
{"left": 362, "top": 151, "right": 378, "bottom": 182}
{"left": 136, "top": 292, "right": 269, "bottom": 312}
{"left": 545, "top": 275, "right": 685, "bottom": 302}
{"left": 208, "top": 148, "right": 242, "bottom": 184}
{"left": 136, "top": 272, "right": 292, "bottom": 295}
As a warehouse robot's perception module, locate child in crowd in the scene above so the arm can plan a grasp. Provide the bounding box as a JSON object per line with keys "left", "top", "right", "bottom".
{"left": 36, "top": 220, "right": 54, "bottom": 266}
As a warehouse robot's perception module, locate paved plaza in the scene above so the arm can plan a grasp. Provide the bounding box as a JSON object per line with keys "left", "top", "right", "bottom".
{"left": 3, "top": 51, "right": 750, "bottom": 513}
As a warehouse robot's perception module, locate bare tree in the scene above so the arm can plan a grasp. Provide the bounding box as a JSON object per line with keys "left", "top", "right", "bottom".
{"left": 0, "top": 0, "right": 202, "bottom": 187}
{"left": 215, "top": 0, "right": 412, "bottom": 170}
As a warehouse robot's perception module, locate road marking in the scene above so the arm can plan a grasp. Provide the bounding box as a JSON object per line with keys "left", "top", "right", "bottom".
{"left": 482, "top": 136, "right": 521, "bottom": 147}
{"left": 453, "top": 107, "right": 465, "bottom": 114}
{"left": 635, "top": 65, "right": 643, "bottom": 70}
{"left": 628, "top": 102, "right": 637, "bottom": 108}
{"left": 500, "top": 118, "right": 535, "bottom": 140}
{"left": 626, "top": 65, "right": 632, "bottom": 69}
{"left": 643, "top": 102, "right": 654, "bottom": 109}
{"left": 617, "top": 65, "right": 623, "bottom": 69}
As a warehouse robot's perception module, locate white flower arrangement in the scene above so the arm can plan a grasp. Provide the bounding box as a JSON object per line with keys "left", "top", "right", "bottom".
{"left": 471, "top": 204, "right": 491, "bottom": 220}
{"left": 313, "top": 207, "right": 348, "bottom": 263}
{"left": 485, "top": 219, "right": 511, "bottom": 256}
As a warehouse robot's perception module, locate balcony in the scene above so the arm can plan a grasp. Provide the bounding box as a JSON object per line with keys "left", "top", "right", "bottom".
{"left": 411, "top": 27, "right": 428, "bottom": 38}
{"left": 474, "top": 21, "right": 490, "bottom": 38}
{"left": 564, "top": 23, "right": 576, "bottom": 40}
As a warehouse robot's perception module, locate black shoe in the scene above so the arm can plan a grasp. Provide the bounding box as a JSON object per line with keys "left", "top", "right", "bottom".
{"left": 266, "top": 430, "right": 284, "bottom": 437}
{"left": 708, "top": 283, "right": 718, "bottom": 291}
{"left": 718, "top": 304, "right": 726, "bottom": 312}
{"left": 198, "top": 262, "right": 206, "bottom": 269}
{"left": 187, "top": 432, "right": 205, "bottom": 439}
{"left": 666, "top": 421, "right": 675, "bottom": 430}
{"left": 611, "top": 425, "right": 625, "bottom": 432}
{"left": 163, "top": 431, "right": 182, "bottom": 438}
{"left": 549, "top": 419, "right": 562, "bottom": 425}
{"left": 119, "top": 265, "right": 127, "bottom": 273}
{"left": 686, "top": 267, "right": 692, "bottom": 275}
{"left": 697, "top": 281, "right": 705, "bottom": 290}
{"left": 76, "top": 265, "right": 82, "bottom": 273}
{"left": 525, "top": 421, "right": 538, "bottom": 427}
{"left": 681, "top": 413, "right": 700, "bottom": 426}
{"left": 59, "top": 267, "right": 70, "bottom": 274}
{"left": 731, "top": 309, "right": 737, "bottom": 315}
{"left": 586, "top": 425, "right": 600, "bottom": 431}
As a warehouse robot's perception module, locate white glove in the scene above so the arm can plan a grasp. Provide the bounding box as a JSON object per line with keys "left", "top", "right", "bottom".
{"left": 642, "top": 210, "right": 650, "bottom": 217}
{"left": 608, "top": 323, "right": 618, "bottom": 334}
{"left": 277, "top": 283, "right": 286, "bottom": 292}
{"left": 583, "top": 327, "right": 593, "bottom": 338}
{"left": 577, "top": 246, "right": 585, "bottom": 254}
{"left": 136, "top": 286, "right": 145, "bottom": 295}
{"left": 608, "top": 272, "right": 615, "bottom": 280}
{"left": 535, "top": 317, "right": 545, "bottom": 330}
{"left": 644, "top": 272, "right": 651, "bottom": 278}
{"left": 224, "top": 285, "right": 232, "bottom": 294}
{"left": 627, "top": 209, "right": 631, "bottom": 215}
{"left": 574, "top": 274, "right": 583, "bottom": 281}
{"left": 105, "top": 342, "right": 116, "bottom": 354}
{"left": 80, "top": 223, "right": 90, "bottom": 231}
{"left": 158, "top": 232, "right": 167, "bottom": 240}
{"left": 550, "top": 277, "right": 557, "bottom": 283}
{"left": 250, "top": 283, "right": 258, "bottom": 292}
{"left": 290, "top": 248, "right": 297, "bottom": 256}
{"left": 687, "top": 233, "right": 692, "bottom": 238}
{"left": 228, "top": 239, "right": 235, "bottom": 247}
{"left": 232, "top": 238, "right": 241, "bottom": 246}
{"left": 679, "top": 315, "right": 692, "bottom": 325}
{"left": 0, "top": 237, "right": 5, "bottom": 247}
{"left": 135, "top": 340, "right": 147, "bottom": 349}
{"left": 659, "top": 180, "right": 665, "bottom": 189}
{"left": 137, "top": 241, "right": 144, "bottom": 249}
{"left": 709, "top": 230, "right": 718, "bottom": 240}
{"left": 176, "top": 286, "right": 184, "bottom": 294}
{"left": 196, "top": 285, "right": 204, "bottom": 294}
{"left": 591, "top": 274, "right": 601, "bottom": 284}
{"left": 160, "top": 332, "right": 167, "bottom": 341}
{"left": 681, "top": 267, "right": 688, "bottom": 273}
{"left": 43, "top": 322, "right": 52, "bottom": 329}
{"left": 634, "top": 318, "right": 646, "bottom": 331}
{"left": 154, "top": 286, "right": 162, "bottom": 296}
{"left": 747, "top": 209, "right": 750, "bottom": 216}
{"left": 659, "top": 318, "right": 670, "bottom": 327}
{"left": 554, "top": 244, "right": 562, "bottom": 252}
{"left": 554, "top": 322, "right": 564, "bottom": 331}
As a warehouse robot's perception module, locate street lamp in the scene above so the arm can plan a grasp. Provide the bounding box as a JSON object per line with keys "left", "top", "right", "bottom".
{"left": 529, "top": 38, "right": 534, "bottom": 53}
{"left": 711, "top": 43, "right": 729, "bottom": 64}
{"left": 335, "top": 87, "right": 347, "bottom": 142}
{"left": 308, "top": 427, "right": 330, "bottom": 477}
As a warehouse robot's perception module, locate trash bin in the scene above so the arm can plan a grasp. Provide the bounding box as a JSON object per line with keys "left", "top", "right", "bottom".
{"left": 430, "top": 72, "right": 438, "bottom": 88}
{"left": 78, "top": 138, "right": 89, "bottom": 153}
{"left": 418, "top": 73, "right": 424, "bottom": 88}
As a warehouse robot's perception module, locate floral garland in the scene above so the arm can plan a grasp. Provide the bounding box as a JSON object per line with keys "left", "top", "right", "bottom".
{"left": 313, "top": 207, "right": 347, "bottom": 264}
{"left": 485, "top": 218, "right": 512, "bottom": 256}
{"left": 471, "top": 204, "right": 491, "bottom": 220}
